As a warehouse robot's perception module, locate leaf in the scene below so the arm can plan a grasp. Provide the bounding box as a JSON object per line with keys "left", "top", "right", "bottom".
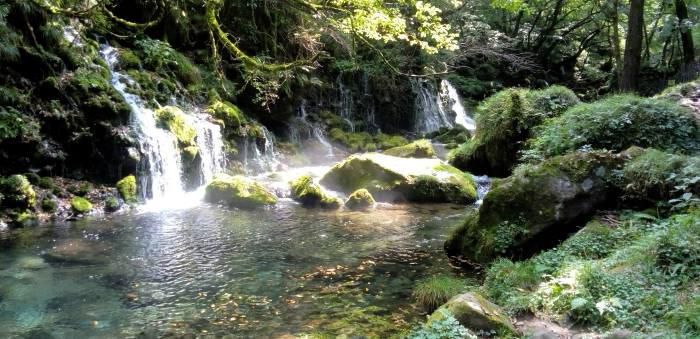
{"left": 571, "top": 297, "right": 589, "bottom": 310}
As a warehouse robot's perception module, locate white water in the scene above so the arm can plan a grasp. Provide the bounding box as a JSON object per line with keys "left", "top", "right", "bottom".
{"left": 411, "top": 79, "right": 476, "bottom": 134}
{"left": 243, "top": 124, "right": 280, "bottom": 173}
{"left": 361, "top": 72, "right": 379, "bottom": 132}
{"left": 100, "top": 43, "right": 226, "bottom": 207}
{"left": 289, "top": 100, "right": 334, "bottom": 157}
{"left": 440, "top": 80, "right": 476, "bottom": 132}
{"left": 336, "top": 75, "right": 355, "bottom": 132}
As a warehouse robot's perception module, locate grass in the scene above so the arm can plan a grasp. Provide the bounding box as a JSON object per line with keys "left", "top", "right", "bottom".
{"left": 412, "top": 276, "right": 468, "bottom": 313}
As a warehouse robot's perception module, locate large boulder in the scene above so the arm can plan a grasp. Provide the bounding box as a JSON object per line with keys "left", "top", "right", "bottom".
{"left": 320, "top": 153, "right": 477, "bottom": 204}
{"left": 445, "top": 151, "right": 625, "bottom": 263}
{"left": 428, "top": 292, "right": 516, "bottom": 334}
{"left": 289, "top": 175, "right": 342, "bottom": 210}
{"left": 383, "top": 139, "right": 435, "bottom": 158}
{"left": 205, "top": 175, "right": 277, "bottom": 209}
{"left": 0, "top": 175, "right": 36, "bottom": 209}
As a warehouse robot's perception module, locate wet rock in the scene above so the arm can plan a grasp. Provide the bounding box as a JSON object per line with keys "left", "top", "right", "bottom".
{"left": 116, "top": 175, "right": 138, "bottom": 204}
{"left": 345, "top": 189, "right": 375, "bottom": 211}
{"left": 320, "top": 153, "right": 477, "bottom": 204}
{"left": 204, "top": 175, "right": 277, "bottom": 209}
{"left": 428, "top": 292, "right": 516, "bottom": 334}
{"left": 289, "top": 175, "right": 342, "bottom": 210}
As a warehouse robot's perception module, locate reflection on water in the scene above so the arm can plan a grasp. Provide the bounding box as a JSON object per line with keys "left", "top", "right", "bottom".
{"left": 0, "top": 202, "right": 470, "bottom": 338}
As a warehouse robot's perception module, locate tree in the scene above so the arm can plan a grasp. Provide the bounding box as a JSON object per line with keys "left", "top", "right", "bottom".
{"left": 675, "top": 0, "right": 695, "bottom": 64}
{"left": 620, "top": 0, "right": 645, "bottom": 92}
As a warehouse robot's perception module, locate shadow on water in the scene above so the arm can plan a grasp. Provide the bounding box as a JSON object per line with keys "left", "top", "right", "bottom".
{"left": 0, "top": 202, "right": 473, "bottom": 338}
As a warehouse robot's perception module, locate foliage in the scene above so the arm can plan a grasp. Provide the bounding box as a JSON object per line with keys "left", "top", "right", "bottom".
{"left": 407, "top": 309, "right": 476, "bottom": 339}
{"left": 135, "top": 38, "right": 201, "bottom": 86}
{"left": 528, "top": 95, "right": 700, "bottom": 158}
{"left": 413, "top": 276, "right": 467, "bottom": 313}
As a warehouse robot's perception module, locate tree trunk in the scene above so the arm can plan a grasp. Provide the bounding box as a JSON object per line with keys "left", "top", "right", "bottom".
{"left": 675, "top": 0, "right": 695, "bottom": 64}
{"left": 611, "top": 0, "right": 623, "bottom": 85}
{"left": 620, "top": 0, "right": 645, "bottom": 92}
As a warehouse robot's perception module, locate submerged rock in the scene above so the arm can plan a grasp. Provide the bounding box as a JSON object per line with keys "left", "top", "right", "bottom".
{"left": 428, "top": 292, "right": 516, "bottom": 334}
{"left": 320, "top": 153, "right": 477, "bottom": 204}
{"left": 383, "top": 139, "right": 435, "bottom": 158}
{"left": 345, "top": 189, "right": 376, "bottom": 211}
{"left": 289, "top": 175, "right": 342, "bottom": 210}
{"left": 445, "top": 151, "right": 624, "bottom": 263}
{"left": 205, "top": 175, "right": 277, "bottom": 209}
{"left": 44, "top": 239, "right": 110, "bottom": 265}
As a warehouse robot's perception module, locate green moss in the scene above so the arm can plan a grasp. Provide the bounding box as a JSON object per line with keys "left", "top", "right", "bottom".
{"left": 0, "top": 174, "right": 36, "bottom": 209}
{"left": 105, "top": 196, "right": 120, "bottom": 212}
{"left": 116, "top": 175, "right": 138, "bottom": 204}
{"left": 37, "top": 177, "right": 54, "bottom": 189}
{"left": 428, "top": 292, "right": 516, "bottom": 334}
{"left": 328, "top": 129, "right": 409, "bottom": 152}
{"left": 204, "top": 174, "right": 277, "bottom": 209}
{"left": 375, "top": 133, "right": 409, "bottom": 149}
{"left": 183, "top": 146, "right": 200, "bottom": 162}
{"left": 41, "top": 197, "right": 57, "bottom": 212}
{"left": 118, "top": 49, "right": 141, "bottom": 69}
{"left": 345, "top": 189, "right": 376, "bottom": 211}
{"left": 290, "top": 175, "right": 342, "bottom": 210}
{"left": 154, "top": 106, "right": 197, "bottom": 146}
{"left": 384, "top": 139, "right": 435, "bottom": 158}
{"left": 206, "top": 100, "right": 246, "bottom": 129}
{"left": 529, "top": 95, "right": 700, "bottom": 158}
{"left": 413, "top": 276, "right": 467, "bottom": 313}
{"left": 449, "top": 86, "right": 580, "bottom": 176}
{"left": 70, "top": 196, "right": 92, "bottom": 214}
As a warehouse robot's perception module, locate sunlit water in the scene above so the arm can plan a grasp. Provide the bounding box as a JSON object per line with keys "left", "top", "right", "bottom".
{"left": 0, "top": 202, "right": 471, "bottom": 338}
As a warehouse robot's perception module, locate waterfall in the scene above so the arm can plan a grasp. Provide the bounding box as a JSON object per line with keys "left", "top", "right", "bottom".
{"left": 288, "top": 101, "right": 334, "bottom": 157}
{"left": 243, "top": 125, "right": 280, "bottom": 173}
{"left": 411, "top": 79, "right": 453, "bottom": 134}
{"left": 440, "top": 80, "right": 476, "bottom": 132}
{"left": 100, "top": 43, "right": 225, "bottom": 202}
{"left": 361, "top": 72, "right": 379, "bottom": 132}
{"left": 336, "top": 75, "right": 355, "bottom": 132}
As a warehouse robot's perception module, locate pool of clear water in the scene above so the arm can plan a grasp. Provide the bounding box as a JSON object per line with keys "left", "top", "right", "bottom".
{"left": 0, "top": 201, "right": 471, "bottom": 338}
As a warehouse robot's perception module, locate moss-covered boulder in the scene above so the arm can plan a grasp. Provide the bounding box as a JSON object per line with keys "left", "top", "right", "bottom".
{"left": 205, "top": 175, "right": 277, "bottom": 209}
{"left": 0, "top": 175, "right": 37, "bottom": 209}
{"left": 207, "top": 100, "right": 246, "bottom": 129}
{"left": 320, "top": 153, "right": 477, "bottom": 204}
{"left": 428, "top": 292, "right": 516, "bottom": 334}
{"left": 116, "top": 175, "right": 138, "bottom": 204}
{"left": 154, "top": 106, "right": 197, "bottom": 146}
{"left": 70, "top": 196, "right": 93, "bottom": 214}
{"left": 345, "top": 189, "right": 376, "bottom": 211}
{"left": 446, "top": 151, "right": 625, "bottom": 263}
{"left": 384, "top": 139, "right": 435, "bottom": 158}
{"left": 529, "top": 95, "right": 700, "bottom": 158}
{"left": 450, "top": 86, "right": 580, "bottom": 177}
{"left": 290, "top": 175, "right": 342, "bottom": 210}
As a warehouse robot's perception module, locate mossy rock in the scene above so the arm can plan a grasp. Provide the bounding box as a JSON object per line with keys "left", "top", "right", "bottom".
{"left": 205, "top": 175, "right": 277, "bottom": 209}
{"left": 445, "top": 151, "right": 625, "bottom": 263}
{"left": 290, "top": 175, "right": 342, "bottom": 210}
{"left": 428, "top": 292, "right": 516, "bottom": 334}
{"left": 207, "top": 100, "right": 246, "bottom": 129}
{"left": 345, "top": 189, "right": 376, "bottom": 211}
{"left": 105, "top": 196, "right": 121, "bottom": 212}
{"left": 41, "top": 197, "right": 57, "bottom": 213}
{"left": 183, "top": 146, "right": 200, "bottom": 162}
{"left": 449, "top": 86, "right": 580, "bottom": 177}
{"left": 0, "top": 175, "right": 37, "bottom": 209}
{"left": 320, "top": 153, "right": 477, "bottom": 204}
{"left": 384, "top": 139, "right": 435, "bottom": 158}
{"left": 118, "top": 49, "right": 141, "bottom": 70}
{"left": 154, "top": 106, "right": 197, "bottom": 146}
{"left": 116, "top": 175, "right": 138, "bottom": 204}
{"left": 70, "top": 196, "right": 93, "bottom": 214}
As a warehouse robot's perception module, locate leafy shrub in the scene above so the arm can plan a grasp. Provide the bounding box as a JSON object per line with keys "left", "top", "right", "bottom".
{"left": 450, "top": 86, "right": 579, "bottom": 176}
{"left": 407, "top": 309, "right": 476, "bottom": 339}
{"left": 655, "top": 213, "right": 700, "bottom": 278}
{"left": 135, "top": 38, "right": 201, "bottom": 86}
{"left": 483, "top": 258, "right": 541, "bottom": 313}
{"left": 412, "top": 276, "right": 466, "bottom": 312}
{"left": 529, "top": 95, "right": 700, "bottom": 158}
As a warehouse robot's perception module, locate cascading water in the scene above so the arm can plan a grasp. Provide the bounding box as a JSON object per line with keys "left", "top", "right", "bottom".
{"left": 440, "top": 80, "right": 476, "bottom": 132}
{"left": 336, "top": 75, "right": 355, "bottom": 132}
{"left": 411, "top": 79, "right": 453, "bottom": 134}
{"left": 288, "top": 100, "right": 334, "bottom": 157}
{"left": 361, "top": 72, "right": 379, "bottom": 132}
{"left": 100, "top": 43, "right": 225, "bottom": 203}
{"left": 243, "top": 125, "right": 280, "bottom": 173}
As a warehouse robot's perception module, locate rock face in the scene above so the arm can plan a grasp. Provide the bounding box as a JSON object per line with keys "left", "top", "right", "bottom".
{"left": 445, "top": 151, "right": 624, "bottom": 263}
{"left": 205, "top": 175, "right": 277, "bottom": 209}
{"left": 320, "top": 153, "right": 477, "bottom": 204}
{"left": 429, "top": 292, "right": 516, "bottom": 334}
{"left": 345, "top": 189, "right": 376, "bottom": 211}
{"left": 289, "top": 175, "right": 342, "bottom": 210}
{"left": 383, "top": 139, "right": 435, "bottom": 158}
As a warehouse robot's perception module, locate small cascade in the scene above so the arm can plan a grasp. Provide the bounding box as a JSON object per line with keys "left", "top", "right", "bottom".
{"left": 411, "top": 78, "right": 453, "bottom": 134}
{"left": 243, "top": 125, "right": 280, "bottom": 173}
{"left": 336, "top": 75, "right": 355, "bottom": 132}
{"left": 288, "top": 101, "right": 334, "bottom": 157}
{"left": 100, "top": 43, "right": 225, "bottom": 203}
{"left": 440, "top": 80, "right": 476, "bottom": 132}
{"left": 361, "top": 72, "right": 379, "bottom": 132}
